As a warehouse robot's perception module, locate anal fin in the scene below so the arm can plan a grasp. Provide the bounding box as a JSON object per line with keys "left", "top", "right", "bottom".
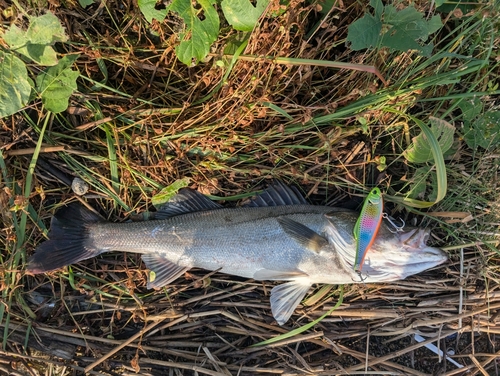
{"left": 142, "top": 254, "right": 190, "bottom": 289}
{"left": 270, "top": 280, "right": 312, "bottom": 326}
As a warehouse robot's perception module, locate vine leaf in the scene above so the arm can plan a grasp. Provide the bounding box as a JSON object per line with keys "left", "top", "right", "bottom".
{"left": 346, "top": 0, "right": 442, "bottom": 56}
{"left": 137, "top": 0, "right": 168, "bottom": 23}
{"left": 3, "top": 12, "right": 67, "bottom": 66}
{"left": 221, "top": 0, "right": 269, "bottom": 31}
{"left": 170, "top": 0, "right": 220, "bottom": 65}
{"left": 36, "top": 55, "right": 80, "bottom": 113}
{"left": 0, "top": 51, "right": 32, "bottom": 117}
{"left": 404, "top": 117, "right": 455, "bottom": 164}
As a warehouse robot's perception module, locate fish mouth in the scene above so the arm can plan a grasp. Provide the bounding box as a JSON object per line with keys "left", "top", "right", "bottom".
{"left": 400, "top": 228, "right": 430, "bottom": 249}
{"left": 399, "top": 228, "right": 447, "bottom": 263}
{"left": 360, "top": 227, "right": 447, "bottom": 281}
{"left": 388, "top": 228, "right": 448, "bottom": 270}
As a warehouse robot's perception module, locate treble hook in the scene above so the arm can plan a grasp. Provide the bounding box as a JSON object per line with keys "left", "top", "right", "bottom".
{"left": 383, "top": 213, "right": 405, "bottom": 233}
{"left": 352, "top": 270, "right": 368, "bottom": 283}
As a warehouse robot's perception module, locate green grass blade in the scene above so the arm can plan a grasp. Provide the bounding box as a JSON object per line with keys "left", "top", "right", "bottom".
{"left": 391, "top": 116, "right": 447, "bottom": 208}
{"left": 251, "top": 285, "right": 344, "bottom": 347}
{"left": 261, "top": 102, "right": 293, "bottom": 120}
{"left": 103, "top": 125, "right": 120, "bottom": 194}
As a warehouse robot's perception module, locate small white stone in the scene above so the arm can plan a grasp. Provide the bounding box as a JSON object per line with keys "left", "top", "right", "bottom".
{"left": 72, "top": 177, "right": 89, "bottom": 196}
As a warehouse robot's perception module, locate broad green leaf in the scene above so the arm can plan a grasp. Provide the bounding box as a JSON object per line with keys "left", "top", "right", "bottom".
{"left": 26, "top": 13, "right": 68, "bottom": 45}
{"left": 426, "top": 15, "right": 443, "bottom": 34}
{"left": 3, "top": 25, "right": 27, "bottom": 49}
{"left": 404, "top": 117, "right": 455, "bottom": 164}
{"left": 0, "top": 51, "right": 31, "bottom": 117}
{"left": 138, "top": 0, "right": 168, "bottom": 23}
{"left": 4, "top": 26, "right": 58, "bottom": 66}
{"left": 458, "top": 97, "right": 483, "bottom": 122}
{"left": 346, "top": 1, "right": 442, "bottom": 56}
{"left": 152, "top": 178, "right": 191, "bottom": 208}
{"left": 171, "top": 0, "right": 220, "bottom": 65}
{"left": 463, "top": 111, "right": 500, "bottom": 150}
{"left": 408, "top": 166, "right": 430, "bottom": 200}
{"left": 35, "top": 55, "right": 80, "bottom": 113}
{"left": 346, "top": 13, "right": 381, "bottom": 50}
{"left": 22, "top": 44, "right": 59, "bottom": 66}
{"left": 3, "top": 14, "right": 65, "bottom": 66}
{"left": 79, "top": 0, "right": 95, "bottom": 7}
{"left": 371, "top": 0, "right": 383, "bottom": 19}
{"left": 221, "top": 0, "right": 269, "bottom": 31}
{"left": 392, "top": 117, "right": 447, "bottom": 208}
{"left": 381, "top": 6, "right": 441, "bottom": 55}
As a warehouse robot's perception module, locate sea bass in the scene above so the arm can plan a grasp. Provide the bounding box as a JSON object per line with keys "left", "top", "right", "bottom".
{"left": 28, "top": 182, "right": 447, "bottom": 325}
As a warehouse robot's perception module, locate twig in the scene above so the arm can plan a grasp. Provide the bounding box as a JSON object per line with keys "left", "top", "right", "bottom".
{"left": 5, "top": 145, "right": 66, "bottom": 156}
{"left": 84, "top": 320, "right": 162, "bottom": 373}
{"left": 220, "top": 54, "right": 388, "bottom": 86}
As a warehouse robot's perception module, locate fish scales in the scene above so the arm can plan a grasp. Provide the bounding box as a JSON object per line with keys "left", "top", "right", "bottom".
{"left": 28, "top": 181, "right": 447, "bottom": 325}
{"left": 87, "top": 206, "right": 346, "bottom": 280}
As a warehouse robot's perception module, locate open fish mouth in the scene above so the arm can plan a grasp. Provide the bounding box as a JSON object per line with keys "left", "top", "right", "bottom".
{"left": 399, "top": 228, "right": 447, "bottom": 263}
{"left": 367, "top": 228, "right": 448, "bottom": 279}
{"left": 400, "top": 228, "right": 431, "bottom": 248}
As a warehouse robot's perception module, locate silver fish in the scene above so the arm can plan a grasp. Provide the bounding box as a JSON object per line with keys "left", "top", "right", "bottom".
{"left": 28, "top": 182, "right": 447, "bottom": 325}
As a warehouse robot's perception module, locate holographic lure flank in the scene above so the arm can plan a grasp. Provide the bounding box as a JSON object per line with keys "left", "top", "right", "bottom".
{"left": 353, "top": 187, "right": 384, "bottom": 272}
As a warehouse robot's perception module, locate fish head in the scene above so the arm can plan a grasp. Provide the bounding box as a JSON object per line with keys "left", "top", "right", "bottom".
{"left": 364, "top": 226, "right": 448, "bottom": 281}
{"left": 324, "top": 212, "right": 448, "bottom": 282}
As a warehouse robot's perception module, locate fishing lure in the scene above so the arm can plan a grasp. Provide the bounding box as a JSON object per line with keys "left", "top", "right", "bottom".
{"left": 353, "top": 187, "right": 384, "bottom": 272}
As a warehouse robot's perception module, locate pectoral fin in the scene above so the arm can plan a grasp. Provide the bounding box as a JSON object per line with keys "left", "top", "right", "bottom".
{"left": 142, "top": 254, "right": 190, "bottom": 289}
{"left": 270, "top": 280, "right": 312, "bottom": 326}
{"left": 277, "top": 217, "right": 328, "bottom": 252}
{"left": 325, "top": 213, "right": 355, "bottom": 267}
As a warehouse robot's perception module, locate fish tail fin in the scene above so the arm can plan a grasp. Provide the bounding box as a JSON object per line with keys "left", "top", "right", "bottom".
{"left": 27, "top": 204, "right": 103, "bottom": 274}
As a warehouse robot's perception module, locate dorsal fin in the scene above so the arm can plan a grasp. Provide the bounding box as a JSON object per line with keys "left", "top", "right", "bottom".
{"left": 155, "top": 189, "right": 222, "bottom": 219}
{"left": 244, "top": 180, "right": 308, "bottom": 207}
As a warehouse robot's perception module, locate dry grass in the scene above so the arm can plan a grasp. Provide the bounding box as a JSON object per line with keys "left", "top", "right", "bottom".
{"left": 1, "top": 0, "right": 500, "bottom": 374}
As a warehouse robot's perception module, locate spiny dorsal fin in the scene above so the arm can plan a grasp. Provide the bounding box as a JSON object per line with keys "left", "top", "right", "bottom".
{"left": 155, "top": 189, "right": 222, "bottom": 219}
{"left": 278, "top": 217, "right": 328, "bottom": 253}
{"left": 244, "top": 180, "right": 308, "bottom": 207}
{"left": 142, "top": 254, "right": 190, "bottom": 289}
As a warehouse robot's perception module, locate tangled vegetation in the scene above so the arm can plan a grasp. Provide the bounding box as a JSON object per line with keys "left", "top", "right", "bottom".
{"left": 1, "top": 0, "right": 499, "bottom": 374}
